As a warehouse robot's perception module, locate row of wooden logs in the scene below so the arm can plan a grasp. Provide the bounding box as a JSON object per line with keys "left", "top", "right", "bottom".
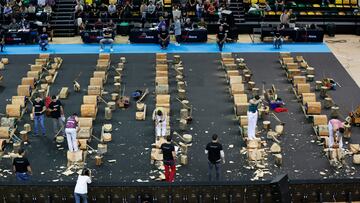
{"left": 1, "top": 54, "right": 63, "bottom": 156}
{"left": 279, "top": 52, "right": 352, "bottom": 166}
{"left": 221, "top": 53, "right": 283, "bottom": 169}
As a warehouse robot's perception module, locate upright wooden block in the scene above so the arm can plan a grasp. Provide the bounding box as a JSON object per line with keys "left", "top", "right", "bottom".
{"left": 156, "top": 95, "right": 170, "bottom": 108}
{"left": 83, "top": 95, "right": 97, "bottom": 105}
{"left": 39, "top": 53, "right": 50, "bottom": 59}
{"left": 239, "top": 116, "right": 248, "bottom": 127}
{"left": 99, "top": 53, "right": 110, "bottom": 60}
{"left": 93, "top": 71, "right": 107, "bottom": 82}
{"left": 302, "top": 93, "right": 316, "bottom": 105}
{"left": 67, "top": 150, "right": 83, "bottom": 162}
{"left": 6, "top": 104, "right": 21, "bottom": 117}
{"left": 59, "top": 87, "right": 69, "bottom": 99}
{"left": 30, "top": 65, "right": 43, "bottom": 72}
{"left": 307, "top": 102, "right": 321, "bottom": 115}
{"left": 156, "top": 64, "right": 168, "bottom": 71}
{"left": 81, "top": 104, "right": 97, "bottom": 118}
{"left": 27, "top": 70, "right": 40, "bottom": 80}
{"left": 229, "top": 76, "right": 242, "bottom": 85}
{"left": 313, "top": 115, "right": 328, "bottom": 126}
{"left": 17, "top": 85, "right": 31, "bottom": 97}
{"left": 155, "top": 77, "right": 168, "bottom": 85}
{"left": 0, "top": 127, "right": 10, "bottom": 139}
{"left": 12, "top": 96, "right": 26, "bottom": 107}
{"left": 21, "top": 77, "right": 35, "bottom": 89}
{"left": 231, "top": 83, "right": 245, "bottom": 95}
{"left": 156, "top": 71, "right": 168, "bottom": 77}
{"left": 90, "top": 77, "right": 103, "bottom": 88}
{"left": 293, "top": 76, "right": 306, "bottom": 85}
{"left": 88, "top": 85, "right": 101, "bottom": 95}
{"left": 297, "top": 83, "right": 311, "bottom": 95}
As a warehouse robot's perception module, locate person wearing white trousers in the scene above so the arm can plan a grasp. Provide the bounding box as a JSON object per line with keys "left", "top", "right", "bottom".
{"left": 65, "top": 113, "right": 79, "bottom": 152}
{"left": 328, "top": 119, "right": 344, "bottom": 149}
{"left": 153, "top": 109, "right": 167, "bottom": 137}
{"left": 247, "top": 96, "right": 261, "bottom": 140}
{"left": 247, "top": 110, "right": 258, "bottom": 140}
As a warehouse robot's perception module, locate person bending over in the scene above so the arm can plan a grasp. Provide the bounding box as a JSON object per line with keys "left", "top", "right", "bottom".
{"left": 158, "top": 25, "right": 169, "bottom": 50}
{"left": 99, "top": 27, "right": 114, "bottom": 52}
{"left": 39, "top": 27, "right": 49, "bottom": 51}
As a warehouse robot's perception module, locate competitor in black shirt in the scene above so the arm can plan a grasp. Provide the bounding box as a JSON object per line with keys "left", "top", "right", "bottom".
{"left": 13, "top": 148, "right": 32, "bottom": 181}
{"left": 160, "top": 136, "right": 176, "bottom": 182}
{"left": 205, "top": 134, "right": 225, "bottom": 181}
{"left": 216, "top": 25, "right": 227, "bottom": 52}
{"left": 158, "top": 25, "right": 170, "bottom": 50}
{"left": 48, "top": 95, "right": 65, "bottom": 136}
{"left": 32, "top": 94, "right": 46, "bottom": 136}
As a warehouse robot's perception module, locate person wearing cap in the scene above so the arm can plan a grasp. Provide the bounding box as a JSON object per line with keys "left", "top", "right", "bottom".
{"left": 65, "top": 113, "right": 79, "bottom": 152}
{"left": 32, "top": 94, "right": 46, "bottom": 136}
{"left": 48, "top": 95, "right": 65, "bottom": 137}
{"left": 247, "top": 95, "right": 261, "bottom": 140}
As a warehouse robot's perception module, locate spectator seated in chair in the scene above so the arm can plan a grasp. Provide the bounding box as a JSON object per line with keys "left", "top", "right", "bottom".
{"left": 99, "top": 27, "right": 114, "bottom": 52}
{"left": 39, "top": 27, "right": 49, "bottom": 51}
{"left": 273, "top": 32, "right": 283, "bottom": 49}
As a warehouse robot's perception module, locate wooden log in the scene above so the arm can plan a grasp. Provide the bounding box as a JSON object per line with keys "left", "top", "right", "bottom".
{"left": 297, "top": 83, "right": 310, "bottom": 95}
{"left": 12, "top": 96, "right": 26, "bottom": 107}
{"left": 83, "top": 95, "right": 97, "bottom": 105}
{"left": 114, "top": 83, "right": 121, "bottom": 93}
{"left": 56, "top": 136, "right": 64, "bottom": 143}
{"left": 1, "top": 58, "right": 9, "bottom": 64}
{"left": 344, "top": 123, "right": 351, "bottom": 138}
{"left": 105, "top": 107, "right": 112, "bottom": 120}
{"left": 0, "top": 127, "right": 10, "bottom": 139}
{"left": 181, "top": 100, "right": 189, "bottom": 109}
{"left": 0, "top": 62, "right": 4, "bottom": 70}
{"left": 6, "top": 104, "right": 21, "bottom": 118}
{"left": 107, "top": 102, "right": 116, "bottom": 111}
{"left": 90, "top": 77, "right": 103, "bottom": 88}
{"left": 45, "top": 75, "right": 53, "bottom": 84}
{"left": 93, "top": 71, "right": 107, "bottom": 82}
{"left": 95, "top": 155, "right": 103, "bottom": 166}
{"left": 320, "top": 86, "right": 328, "bottom": 98}
{"left": 248, "top": 81, "right": 255, "bottom": 90}
{"left": 114, "top": 76, "right": 121, "bottom": 83}
{"left": 17, "top": 85, "right": 31, "bottom": 97}
{"left": 102, "top": 133, "right": 112, "bottom": 142}
{"left": 263, "top": 120, "right": 271, "bottom": 131}
{"left": 180, "top": 109, "right": 189, "bottom": 120}
{"left": 239, "top": 116, "right": 248, "bottom": 127}
{"left": 306, "top": 67, "right": 315, "bottom": 75}
{"left": 330, "top": 106, "right": 340, "bottom": 118}
{"left": 252, "top": 88, "right": 260, "bottom": 97}
{"left": 315, "top": 81, "right": 322, "bottom": 91}
{"left": 275, "top": 124, "right": 284, "bottom": 135}
{"left": 13, "top": 142, "right": 21, "bottom": 153}
{"left": 174, "top": 55, "right": 181, "bottom": 64}
{"left": 81, "top": 104, "right": 97, "bottom": 118}
{"left": 21, "top": 77, "right": 35, "bottom": 89}
{"left": 88, "top": 85, "right": 101, "bottom": 95}
{"left": 20, "top": 131, "right": 28, "bottom": 143}
{"left": 136, "top": 102, "right": 145, "bottom": 111}
{"left": 67, "top": 150, "right": 83, "bottom": 162}
{"left": 178, "top": 89, "right": 186, "bottom": 100}
{"left": 97, "top": 144, "right": 107, "bottom": 154}
{"left": 155, "top": 84, "right": 169, "bottom": 94}
{"left": 306, "top": 74, "right": 314, "bottom": 82}
{"left": 38, "top": 89, "right": 46, "bottom": 98}
{"left": 99, "top": 53, "right": 110, "bottom": 59}
{"left": 179, "top": 119, "right": 187, "bottom": 131}
{"left": 307, "top": 102, "right": 321, "bottom": 115}
{"left": 120, "top": 56, "right": 126, "bottom": 63}
{"left": 111, "top": 93, "right": 119, "bottom": 101}
{"left": 293, "top": 76, "right": 306, "bottom": 85}
{"left": 177, "top": 81, "right": 185, "bottom": 90}
{"left": 353, "top": 154, "right": 360, "bottom": 164}
{"left": 24, "top": 123, "right": 31, "bottom": 132}
{"left": 244, "top": 74, "right": 251, "bottom": 83}
{"left": 274, "top": 154, "right": 282, "bottom": 166}
{"left": 180, "top": 154, "right": 188, "bottom": 165}
{"left": 176, "top": 75, "right": 183, "bottom": 82}
{"left": 27, "top": 71, "right": 40, "bottom": 80}
{"left": 324, "top": 97, "right": 333, "bottom": 109}
{"left": 59, "top": 87, "right": 69, "bottom": 99}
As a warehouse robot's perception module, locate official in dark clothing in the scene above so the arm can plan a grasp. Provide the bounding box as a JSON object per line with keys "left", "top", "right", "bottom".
{"left": 13, "top": 148, "right": 32, "bottom": 181}
{"left": 158, "top": 25, "right": 170, "bottom": 50}
{"left": 160, "top": 136, "right": 176, "bottom": 182}
{"left": 216, "top": 25, "right": 227, "bottom": 52}
{"left": 99, "top": 27, "right": 114, "bottom": 52}
{"left": 32, "top": 94, "right": 46, "bottom": 136}
{"left": 48, "top": 95, "right": 65, "bottom": 136}
{"left": 205, "top": 134, "right": 225, "bottom": 181}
